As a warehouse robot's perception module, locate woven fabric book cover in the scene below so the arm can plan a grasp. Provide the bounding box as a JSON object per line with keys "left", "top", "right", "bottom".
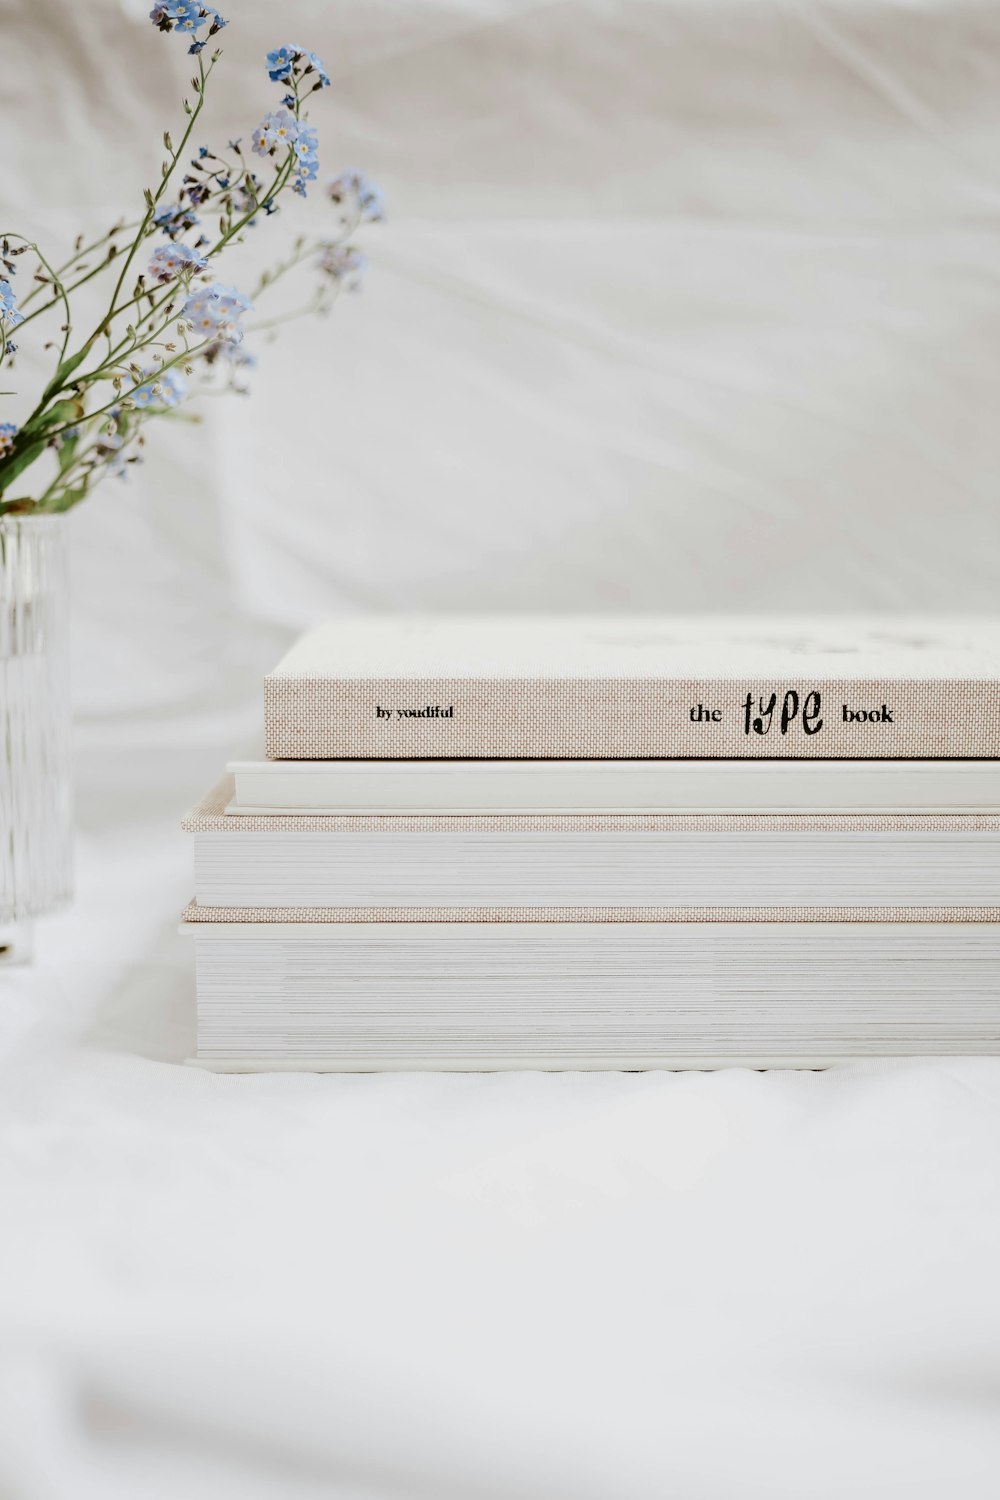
{"left": 264, "top": 615, "right": 1000, "bottom": 760}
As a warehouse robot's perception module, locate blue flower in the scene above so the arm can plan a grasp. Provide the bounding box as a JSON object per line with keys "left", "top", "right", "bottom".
{"left": 266, "top": 44, "right": 329, "bottom": 89}
{"left": 150, "top": 0, "right": 200, "bottom": 33}
{"left": 283, "top": 123, "right": 319, "bottom": 194}
{"left": 281, "top": 93, "right": 295, "bottom": 109}
{"left": 154, "top": 203, "right": 201, "bottom": 239}
{"left": 159, "top": 369, "right": 188, "bottom": 405}
{"left": 251, "top": 121, "right": 274, "bottom": 157}
{"left": 151, "top": 2, "right": 227, "bottom": 42}
{"left": 327, "top": 170, "right": 385, "bottom": 223}
{"left": 301, "top": 50, "right": 330, "bottom": 88}
{"left": 148, "top": 242, "right": 208, "bottom": 283}
{"left": 212, "top": 283, "right": 252, "bottom": 317}
{"left": 189, "top": 39, "right": 206, "bottom": 53}
{"left": 0, "top": 280, "right": 23, "bottom": 327}
{"left": 292, "top": 162, "right": 318, "bottom": 196}
{"left": 251, "top": 109, "right": 299, "bottom": 158}
{"left": 0, "top": 421, "right": 17, "bottom": 458}
{"left": 182, "top": 281, "right": 252, "bottom": 343}
{"left": 294, "top": 123, "right": 319, "bottom": 159}
{"left": 131, "top": 366, "right": 188, "bottom": 409}
{"left": 266, "top": 46, "right": 297, "bottom": 82}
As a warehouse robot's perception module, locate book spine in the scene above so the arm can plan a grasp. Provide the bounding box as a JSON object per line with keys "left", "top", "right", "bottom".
{"left": 264, "top": 675, "right": 1000, "bottom": 760}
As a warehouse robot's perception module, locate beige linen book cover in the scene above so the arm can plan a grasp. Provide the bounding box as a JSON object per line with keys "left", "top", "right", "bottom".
{"left": 182, "top": 901, "right": 1000, "bottom": 924}
{"left": 263, "top": 615, "right": 1000, "bottom": 760}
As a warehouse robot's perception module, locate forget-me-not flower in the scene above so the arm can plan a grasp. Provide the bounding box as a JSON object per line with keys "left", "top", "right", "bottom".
{"left": 0, "top": 421, "right": 18, "bottom": 457}
{"left": 266, "top": 46, "right": 298, "bottom": 82}
{"left": 131, "top": 366, "right": 188, "bottom": 409}
{"left": 300, "top": 50, "right": 330, "bottom": 88}
{"left": 150, "top": 1, "right": 200, "bottom": 33}
{"left": 150, "top": 1, "right": 227, "bottom": 49}
{"left": 182, "top": 281, "right": 252, "bottom": 343}
{"left": 0, "top": 280, "right": 24, "bottom": 327}
{"left": 291, "top": 122, "right": 319, "bottom": 194}
{"left": 154, "top": 203, "right": 201, "bottom": 240}
{"left": 148, "top": 242, "right": 208, "bottom": 283}
{"left": 251, "top": 109, "right": 299, "bottom": 158}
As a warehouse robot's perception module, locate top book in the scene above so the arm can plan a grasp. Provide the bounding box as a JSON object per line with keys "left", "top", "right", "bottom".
{"left": 264, "top": 615, "right": 1000, "bottom": 761}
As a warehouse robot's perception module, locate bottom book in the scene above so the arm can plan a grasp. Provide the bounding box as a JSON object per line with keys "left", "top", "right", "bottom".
{"left": 182, "top": 916, "right": 1000, "bottom": 1070}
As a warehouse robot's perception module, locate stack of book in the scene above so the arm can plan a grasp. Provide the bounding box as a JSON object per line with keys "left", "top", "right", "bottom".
{"left": 182, "top": 616, "right": 1000, "bottom": 1069}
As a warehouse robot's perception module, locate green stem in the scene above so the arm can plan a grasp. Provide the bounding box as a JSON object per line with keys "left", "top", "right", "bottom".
{"left": 42, "top": 340, "right": 209, "bottom": 447}
{"left": 0, "top": 234, "right": 73, "bottom": 370}
{"left": 16, "top": 246, "right": 132, "bottom": 333}
{"left": 206, "top": 151, "right": 297, "bottom": 261}
{"left": 18, "top": 220, "right": 132, "bottom": 314}
{"left": 105, "top": 55, "right": 212, "bottom": 318}
{"left": 16, "top": 153, "right": 251, "bottom": 333}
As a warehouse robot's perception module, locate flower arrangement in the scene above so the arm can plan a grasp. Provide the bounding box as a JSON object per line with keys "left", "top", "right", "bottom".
{"left": 0, "top": 4, "right": 383, "bottom": 517}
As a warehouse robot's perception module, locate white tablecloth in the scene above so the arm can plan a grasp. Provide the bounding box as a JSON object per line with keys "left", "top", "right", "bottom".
{"left": 4, "top": 822, "right": 1000, "bottom": 1498}
{"left": 4, "top": 0, "right": 1000, "bottom": 1492}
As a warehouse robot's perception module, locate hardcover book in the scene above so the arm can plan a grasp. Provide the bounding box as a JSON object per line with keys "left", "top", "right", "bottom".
{"left": 183, "top": 919, "right": 1000, "bottom": 1070}
{"left": 226, "top": 756, "right": 1000, "bottom": 814}
{"left": 263, "top": 615, "right": 1000, "bottom": 761}
{"left": 184, "top": 778, "right": 1000, "bottom": 916}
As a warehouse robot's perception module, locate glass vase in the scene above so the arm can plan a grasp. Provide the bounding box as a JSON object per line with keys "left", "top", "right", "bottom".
{"left": 0, "top": 515, "right": 73, "bottom": 960}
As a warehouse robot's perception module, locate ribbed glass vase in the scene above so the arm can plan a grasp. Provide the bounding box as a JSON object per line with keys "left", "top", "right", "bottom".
{"left": 0, "top": 515, "right": 73, "bottom": 952}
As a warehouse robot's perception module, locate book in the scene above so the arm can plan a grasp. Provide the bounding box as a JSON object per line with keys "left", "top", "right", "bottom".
{"left": 264, "top": 615, "right": 1000, "bottom": 761}
{"left": 182, "top": 918, "right": 1000, "bottom": 1069}
{"left": 227, "top": 757, "right": 1000, "bottom": 814}
{"left": 186, "top": 779, "right": 1000, "bottom": 913}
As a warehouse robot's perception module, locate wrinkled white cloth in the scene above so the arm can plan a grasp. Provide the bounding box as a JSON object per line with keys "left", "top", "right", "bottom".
{"left": 3, "top": 0, "right": 1000, "bottom": 1494}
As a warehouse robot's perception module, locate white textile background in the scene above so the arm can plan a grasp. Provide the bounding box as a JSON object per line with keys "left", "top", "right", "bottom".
{"left": 2, "top": 1, "right": 1000, "bottom": 1495}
